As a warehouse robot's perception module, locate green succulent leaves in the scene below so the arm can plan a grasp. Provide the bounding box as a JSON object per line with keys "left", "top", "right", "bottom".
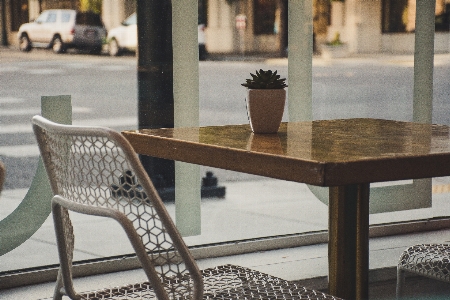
{"left": 241, "top": 69, "right": 288, "bottom": 89}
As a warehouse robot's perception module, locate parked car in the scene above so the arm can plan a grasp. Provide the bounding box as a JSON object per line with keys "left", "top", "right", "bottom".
{"left": 18, "top": 9, "right": 107, "bottom": 54}
{"left": 107, "top": 13, "right": 137, "bottom": 57}
{"left": 107, "top": 12, "right": 208, "bottom": 60}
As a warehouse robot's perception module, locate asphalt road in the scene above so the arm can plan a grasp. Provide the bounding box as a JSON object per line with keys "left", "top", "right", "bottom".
{"left": 1, "top": 47, "right": 450, "bottom": 190}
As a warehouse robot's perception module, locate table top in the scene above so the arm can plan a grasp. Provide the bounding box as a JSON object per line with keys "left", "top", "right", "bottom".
{"left": 122, "top": 118, "right": 450, "bottom": 186}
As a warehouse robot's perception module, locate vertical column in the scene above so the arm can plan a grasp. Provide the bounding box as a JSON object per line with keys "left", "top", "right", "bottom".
{"left": 173, "top": 0, "right": 201, "bottom": 236}
{"left": 329, "top": 183, "right": 370, "bottom": 300}
{"left": 413, "top": 0, "right": 435, "bottom": 124}
{"left": 288, "top": 0, "right": 313, "bottom": 122}
{"left": 136, "top": 1, "right": 175, "bottom": 193}
{"left": 412, "top": 0, "right": 435, "bottom": 210}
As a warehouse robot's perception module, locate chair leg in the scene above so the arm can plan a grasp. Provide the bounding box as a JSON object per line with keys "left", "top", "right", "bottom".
{"left": 53, "top": 268, "right": 64, "bottom": 300}
{"left": 396, "top": 267, "right": 405, "bottom": 299}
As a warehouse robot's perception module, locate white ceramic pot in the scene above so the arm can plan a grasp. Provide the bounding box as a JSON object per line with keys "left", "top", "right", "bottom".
{"left": 246, "top": 89, "right": 286, "bottom": 134}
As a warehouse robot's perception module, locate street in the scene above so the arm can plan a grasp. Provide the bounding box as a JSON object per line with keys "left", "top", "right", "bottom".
{"left": 1, "top": 48, "right": 450, "bottom": 190}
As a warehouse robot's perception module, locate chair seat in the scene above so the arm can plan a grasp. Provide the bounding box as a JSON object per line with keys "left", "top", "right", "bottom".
{"left": 398, "top": 244, "right": 450, "bottom": 282}
{"left": 78, "top": 264, "right": 341, "bottom": 299}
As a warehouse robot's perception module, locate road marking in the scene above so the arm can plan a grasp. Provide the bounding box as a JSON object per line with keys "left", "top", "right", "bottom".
{"left": 26, "top": 69, "right": 65, "bottom": 75}
{"left": 0, "top": 66, "right": 20, "bottom": 73}
{"left": 0, "top": 124, "right": 33, "bottom": 134}
{"left": 0, "top": 117, "right": 137, "bottom": 157}
{"left": 0, "top": 97, "right": 25, "bottom": 104}
{"left": 0, "top": 117, "right": 136, "bottom": 134}
{"left": 0, "top": 145, "right": 39, "bottom": 157}
{"left": 99, "top": 65, "right": 131, "bottom": 71}
{"left": 64, "top": 62, "right": 94, "bottom": 69}
{"left": 0, "top": 106, "right": 92, "bottom": 116}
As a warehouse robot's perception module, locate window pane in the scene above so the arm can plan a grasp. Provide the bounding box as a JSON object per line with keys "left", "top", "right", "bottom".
{"left": 435, "top": 3, "right": 450, "bottom": 31}
{"left": 383, "top": 0, "right": 450, "bottom": 33}
{"left": 47, "top": 12, "right": 57, "bottom": 23}
{"left": 35, "top": 11, "right": 48, "bottom": 23}
{"left": 254, "top": 0, "right": 276, "bottom": 35}
{"left": 76, "top": 12, "right": 103, "bottom": 26}
{"left": 61, "top": 12, "right": 72, "bottom": 23}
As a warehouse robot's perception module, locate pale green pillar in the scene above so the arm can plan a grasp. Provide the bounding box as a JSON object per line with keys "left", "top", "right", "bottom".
{"left": 0, "top": 95, "right": 72, "bottom": 256}
{"left": 288, "top": 0, "right": 313, "bottom": 122}
{"left": 411, "top": 0, "right": 436, "bottom": 209}
{"left": 173, "top": 0, "right": 201, "bottom": 236}
{"left": 413, "top": 0, "right": 436, "bottom": 124}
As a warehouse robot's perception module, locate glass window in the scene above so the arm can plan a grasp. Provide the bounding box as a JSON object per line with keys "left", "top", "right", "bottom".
{"left": 35, "top": 11, "right": 49, "bottom": 23}
{"left": 61, "top": 12, "right": 72, "bottom": 23}
{"left": 436, "top": 3, "right": 450, "bottom": 31}
{"left": 46, "top": 12, "right": 57, "bottom": 23}
{"left": 382, "top": 0, "right": 450, "bottom": 33}
{"left": 2, "top": 0, "right": 449, "bottom": 291}
{"left": 254, "top": 0, "right": 277, "bottom": 35}
{"left": 76, "top": 11, "right": 103, "bottom": 26}
{"left": 123, "top": 13, "right": 136, "bottom": 26}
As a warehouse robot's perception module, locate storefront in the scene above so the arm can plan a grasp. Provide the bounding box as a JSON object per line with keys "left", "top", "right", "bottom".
{"left": 1, "top": 1, "right": 450, "bottom": 59}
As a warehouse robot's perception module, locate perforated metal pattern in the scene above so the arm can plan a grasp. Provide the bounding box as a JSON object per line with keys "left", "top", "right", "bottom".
{"left": 398, "top": 244, "right": 450, "bottom": 281}
{"left": 77, "top": 265, "right": 342, "bottom": 300}
{"left": 34, "top": 120, "right": 196, "bottom": 299}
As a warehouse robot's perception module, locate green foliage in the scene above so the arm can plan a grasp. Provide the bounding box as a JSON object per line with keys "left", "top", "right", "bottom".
{"left": 327, "top": 32, "right": 344, "bottom": 46}
{"left": 241, "top": 69, "right": 287, "bottom": 89}
{"left": 79, "top": 0, "right": 102, "bottom": 13}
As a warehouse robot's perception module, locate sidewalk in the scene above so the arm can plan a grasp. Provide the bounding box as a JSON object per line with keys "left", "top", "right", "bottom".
{"left": 3, "top": 175, "right": 450, "bottom": 270}
{"left": 3, "top": 44, "right": 450, "bottom": 66}
{"left": 2, "top": 177, "right": 450, "bottom": 299}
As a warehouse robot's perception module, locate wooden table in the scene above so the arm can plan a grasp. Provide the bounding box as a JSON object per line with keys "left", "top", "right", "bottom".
{"left": 122, "top": 118, "right": 450, "bottom": 300}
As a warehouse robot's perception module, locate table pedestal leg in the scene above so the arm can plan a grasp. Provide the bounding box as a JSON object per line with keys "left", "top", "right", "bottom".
{"left": 328, "top": 184, "right": 370, "bottom": 300}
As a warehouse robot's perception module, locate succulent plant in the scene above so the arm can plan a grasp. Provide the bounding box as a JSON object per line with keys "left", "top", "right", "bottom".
{"left": 241, "top": 69, "right": 287, "bottom": 89}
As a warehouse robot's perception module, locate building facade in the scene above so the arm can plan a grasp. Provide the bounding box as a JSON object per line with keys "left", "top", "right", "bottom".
{"left": 1, "top": 0, "right": 450, "bottom": 54}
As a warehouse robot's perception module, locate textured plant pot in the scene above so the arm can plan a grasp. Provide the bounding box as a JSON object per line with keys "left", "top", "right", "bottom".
{"left": 320, "top": 43, "right": 349, "bottom": 59}
{"left": 246, "top": 89, "right": 286, "bottom": 134}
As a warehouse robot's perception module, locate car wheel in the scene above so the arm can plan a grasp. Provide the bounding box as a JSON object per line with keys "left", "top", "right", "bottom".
{"left": 52, "top": 36, "right": 65, "bottom": 54}
{"left": 19, "top": 34, "right": 32, "bottom": 52}
{"left": 108, "top": 38, "right": 121, "bottom": 56}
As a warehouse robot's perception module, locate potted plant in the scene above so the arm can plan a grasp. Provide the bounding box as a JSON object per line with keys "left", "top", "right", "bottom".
{"left": 321, "top": 32, "right": 348, "bottom": 59}
{"left": 241, "top": 69, "right": 288, "bottom": 134}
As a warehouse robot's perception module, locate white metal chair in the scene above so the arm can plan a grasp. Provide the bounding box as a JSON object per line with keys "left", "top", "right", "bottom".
{"left": 396, "top": 243, "right": 450, "bottom": 298}
{"left": 32, "top": 115, "right": 342, "bottom": 300}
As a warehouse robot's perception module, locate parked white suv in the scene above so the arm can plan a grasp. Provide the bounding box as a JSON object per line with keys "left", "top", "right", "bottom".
{"left": 107, "top": 12, "right": 207, "bottom": 60}
{"left": 18, "top": 9, "right": 106, "bottom": 54}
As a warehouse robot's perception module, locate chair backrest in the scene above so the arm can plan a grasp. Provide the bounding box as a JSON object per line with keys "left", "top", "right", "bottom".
{"left": 32, "top": 115, "right": 203, "bottom": 300}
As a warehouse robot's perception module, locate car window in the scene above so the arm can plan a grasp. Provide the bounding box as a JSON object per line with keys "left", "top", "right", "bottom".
{"left": 61, "top": 12, "right": 72, "bottom": 23}
{"left": 35, "top": 11, "right": 48, "bottom": 23}
{"left": 47, "top": 12, "right": 57, "bottom": 23}
{"left": 123, "top": 13, "right": 136, "bottom": 26}
{"left": 76, "top": 12, "right": 103, "bottom": 26}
